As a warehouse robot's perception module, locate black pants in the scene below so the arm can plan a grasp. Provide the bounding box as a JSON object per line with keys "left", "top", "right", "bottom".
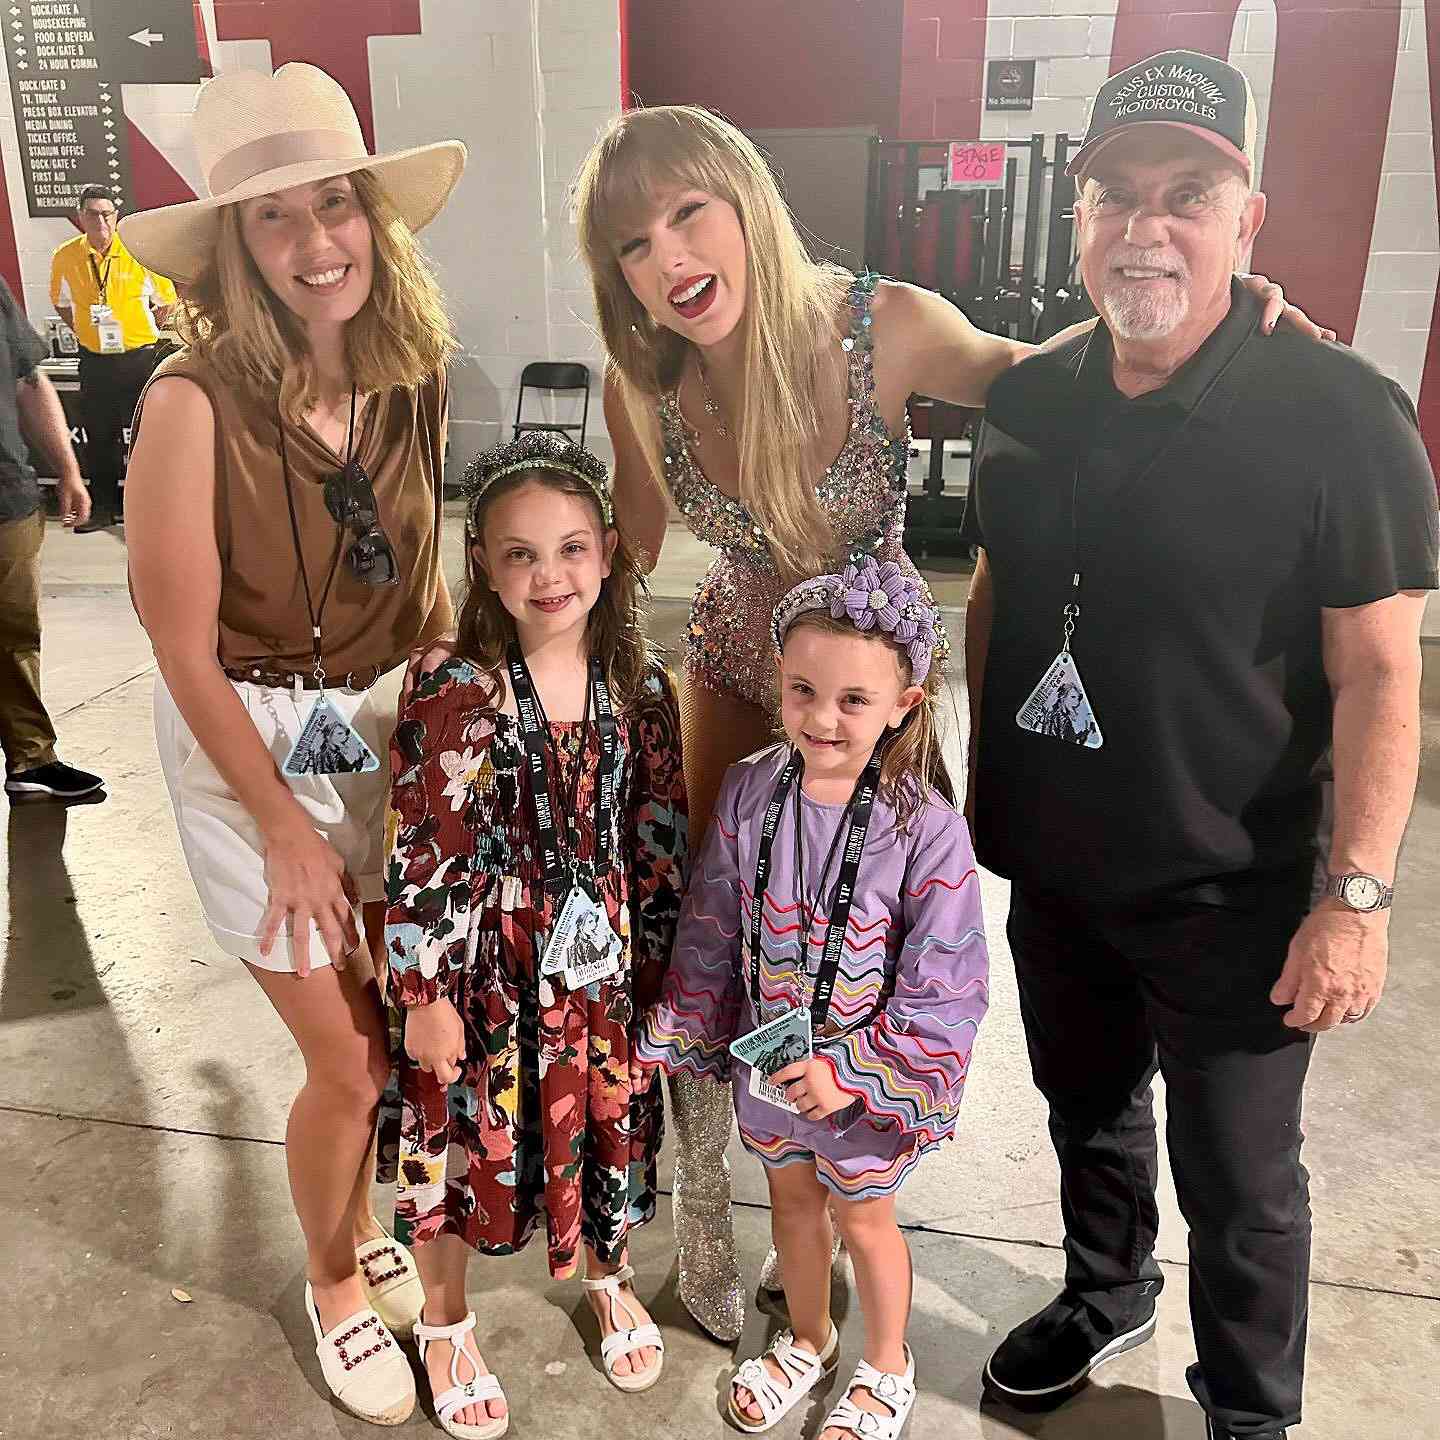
{"left": 1008, "top": 877, "right": 1314, "bottom": 1437}
{"left": 78, "top": 344, "right": 160, "bottom": 519}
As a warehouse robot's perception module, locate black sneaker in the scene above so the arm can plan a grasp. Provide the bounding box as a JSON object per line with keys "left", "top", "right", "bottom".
{"left": 5, "top": 761, "right": 105, "bottom": 798}
{"left": 74, "top": 514, "right": 116, "bottom": 533}
{"left": 983, "top": 1289, "right": 1158, "bottom": 1407}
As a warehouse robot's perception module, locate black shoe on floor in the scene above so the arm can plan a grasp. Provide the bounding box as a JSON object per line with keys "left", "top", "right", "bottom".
{"left": 1204, "top": 1408, "right": 1287, "bottom": 1439}
{"left": 5, "top": 761, "right": 105, "bottom": 798}
{"left": 982, "top": 1289, "right": 1158, "bottom": 1408}
{"left": 1191, "top": 1363, "right": 1288, "bottom": 1439}
{"left": 73, "top": 514, "right": 115, "bottom": 533}
{"left": 1206, "top": 1422, "right": 1287, "bottom": 1440}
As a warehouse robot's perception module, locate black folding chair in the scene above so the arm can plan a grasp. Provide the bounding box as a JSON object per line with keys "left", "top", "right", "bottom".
{"left": 513, "top": 361, "right": 591, "bottom": 447}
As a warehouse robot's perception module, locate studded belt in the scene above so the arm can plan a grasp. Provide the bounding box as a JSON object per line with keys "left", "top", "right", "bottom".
{"left": 223, "top": 662, "right": 390, "bottom": 692}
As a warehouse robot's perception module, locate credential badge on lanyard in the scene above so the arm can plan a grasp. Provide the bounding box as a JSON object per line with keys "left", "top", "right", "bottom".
{"left": 735, "top": 747, "right": 882, "bottom": 1094}
{"left": 275, "top": 395, "right": 381, "bottom": 777}
{"left": 1016, "top": 460, "right": 1103, "bottom": 749}
{"left": 506, "top": 643, "right": 622, "bottom": 990}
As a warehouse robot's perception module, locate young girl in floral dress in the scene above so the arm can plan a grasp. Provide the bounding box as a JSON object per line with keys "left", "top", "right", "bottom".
{"left": 381, "top": 433, "right": 685, "bottom": 1438}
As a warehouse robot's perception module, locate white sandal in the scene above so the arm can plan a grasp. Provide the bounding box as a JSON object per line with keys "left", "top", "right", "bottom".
{"left": 305, "top": 1281, "right": 415, "bottom": 1426}
{"left": 580, "top": 1263, "right": 665, "bottom": 1393}
{"left": 727, "top": 1325, "right": 840, "bottom": 1433}
{"left": 414, "top": 1310, "right": 509, "bottom": 1440}
{"left": 357, "top": 1227, "right": 425, "bottom": 1338}
{"left": 821, "top": 1347, "right": 917, "bottom": 1440}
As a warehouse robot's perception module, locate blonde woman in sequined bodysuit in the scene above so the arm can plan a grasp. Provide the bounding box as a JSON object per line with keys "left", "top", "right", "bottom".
{"left": 569, "top": 105, "right": 1025, "bottom": 1345}
{"left": 572, "top": 104, "right": 1311, "bottom": 1346}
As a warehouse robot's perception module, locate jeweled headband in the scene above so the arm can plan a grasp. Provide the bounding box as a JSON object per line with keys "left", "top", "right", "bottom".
{"left": 772, "top": 557, "right": 943, "bottom": 685}
{"left": 463, "top": 430, "right": 614, "bottom": 532}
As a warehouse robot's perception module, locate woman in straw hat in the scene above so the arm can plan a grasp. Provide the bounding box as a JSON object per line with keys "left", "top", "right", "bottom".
{"left": 572, "top": 103, "right": 1329, "bottom": 1345}
{"left": 121, "top": 64, "right": 477, "bottom": 1428}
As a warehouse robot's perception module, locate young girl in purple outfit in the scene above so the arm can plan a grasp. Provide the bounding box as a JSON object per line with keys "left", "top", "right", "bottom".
{"left": 637, "top": 558, "right": 989, "bottom": 1440}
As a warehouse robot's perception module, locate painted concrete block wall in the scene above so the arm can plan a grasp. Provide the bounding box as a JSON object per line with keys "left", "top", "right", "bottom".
{"left": 0, "top": 0, "right": 621, "bottom": 476}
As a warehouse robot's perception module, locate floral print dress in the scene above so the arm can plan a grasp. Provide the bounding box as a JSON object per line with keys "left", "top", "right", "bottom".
{"left": 378, "top": 655, "right": 686, "bottom": 1278}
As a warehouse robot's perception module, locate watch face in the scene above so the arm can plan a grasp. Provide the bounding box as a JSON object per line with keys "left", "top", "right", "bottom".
{"left": 1341, "top": 874, "right": 1383, "bottom": 911}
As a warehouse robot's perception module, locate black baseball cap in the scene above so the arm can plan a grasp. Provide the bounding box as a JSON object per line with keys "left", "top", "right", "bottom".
{"left": 1068, "top": 49, "right": 1257, "bottom": 183}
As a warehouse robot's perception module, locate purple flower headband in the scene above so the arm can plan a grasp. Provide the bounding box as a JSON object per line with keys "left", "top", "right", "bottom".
{"left": 772, "top": 558, "right": 944, "bottom": 684}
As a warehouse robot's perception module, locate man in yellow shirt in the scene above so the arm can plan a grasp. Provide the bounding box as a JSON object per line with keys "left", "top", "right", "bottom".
{"left": 50, "top": 183, "right": 177, "bottom": 531}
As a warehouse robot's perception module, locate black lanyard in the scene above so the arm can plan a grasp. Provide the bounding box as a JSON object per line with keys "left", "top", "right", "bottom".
{"left": 1063, "top": 323, "right": 1255, "bottom": 648}
{"left": 792, "top": 778, "right": 850, "bottom": 969}
{"left": 89, "top": 251, "right": 115, "bottom": 306}
{"left": 506, "top": 642, "right": 618, "bottom": 898}
{"left": 278, "top": 387, "right": 356, "bottom": 687}
{"left": 749, "top": 747, "right": 882, "bottom": 1033}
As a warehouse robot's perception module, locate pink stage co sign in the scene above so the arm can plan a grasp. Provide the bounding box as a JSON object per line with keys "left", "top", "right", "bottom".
{"left": 946, "top": 141, "right": 1005, "bottom": 188}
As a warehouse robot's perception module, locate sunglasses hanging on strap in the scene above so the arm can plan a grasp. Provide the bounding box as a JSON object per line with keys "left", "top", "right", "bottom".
{"left": 324, "top": 457, "right": 400, "bottom": 587}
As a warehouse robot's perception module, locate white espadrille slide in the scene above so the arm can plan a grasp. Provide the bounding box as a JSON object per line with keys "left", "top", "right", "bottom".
{"left": 414, "top": 1311, "right": 509, "bottom": 1440}
{"left": 305, "top": 1281, "right": 415, "bottom": 1426}
{"left": 356, "top": 1228, "right": 425, "bottom": 1338}
{"left": 727, "top": 1325, "right": 839, "bottom": 1433}
{"left": 580, "top": 1263, "right": 665, "bottom": 1393}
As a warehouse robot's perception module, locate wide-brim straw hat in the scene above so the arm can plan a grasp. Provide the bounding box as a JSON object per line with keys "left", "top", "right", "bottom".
{"left": 119, "top": 62, "right": 465, "bottom": 284}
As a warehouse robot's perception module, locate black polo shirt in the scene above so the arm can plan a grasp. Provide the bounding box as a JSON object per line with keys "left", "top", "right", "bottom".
{"left": 961, "top": 282, "right": 1439, "bottom": 905}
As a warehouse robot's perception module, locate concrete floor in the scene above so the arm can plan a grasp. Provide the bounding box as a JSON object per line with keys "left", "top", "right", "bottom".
{"left": 3, "top": 516, "right": 1438, "bottom": 1440}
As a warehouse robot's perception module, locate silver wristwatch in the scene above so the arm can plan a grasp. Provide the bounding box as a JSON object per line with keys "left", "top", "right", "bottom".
{"left": 1325, "top": 872, "right": 1393, "bottom": 913}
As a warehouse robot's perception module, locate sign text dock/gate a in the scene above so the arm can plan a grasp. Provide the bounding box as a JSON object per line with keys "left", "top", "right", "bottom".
{"left": 3, "top": 0, "right": 203, "bottom": 218}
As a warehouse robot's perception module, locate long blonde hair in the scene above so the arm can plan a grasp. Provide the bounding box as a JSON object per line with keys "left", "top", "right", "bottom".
{"left": 781, "top": 612, "right": 953, "bottom": 828}
{"left": 575, "top": 105, "right": 853, "bottom": 580}
{"left": 173, "top": 169, "right": 456, "bottom": 411}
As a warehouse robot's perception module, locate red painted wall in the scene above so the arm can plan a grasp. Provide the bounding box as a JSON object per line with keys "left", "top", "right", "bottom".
{"left": 0, "top": 150, "right": 20, "bottom": 303}
{"left": 900, "top": 1, "right": 989, "bottom": 140}
{"left": 213, "top": 0, "right": 422, "bottom": 150}
{"left": 625, "top": 0, "right": 905, "bottom": 134}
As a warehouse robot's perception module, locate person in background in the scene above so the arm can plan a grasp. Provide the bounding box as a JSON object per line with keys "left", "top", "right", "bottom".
{"left": 50, "top": 182, "right": 177, "bottom": 532}
{"left": 0, "top": 276, "right": 104, "bottom": 800}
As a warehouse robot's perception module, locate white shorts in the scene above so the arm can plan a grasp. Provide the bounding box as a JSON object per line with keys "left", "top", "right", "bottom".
{"left": 154, "top": 666, "right": 404, "bottom": 971}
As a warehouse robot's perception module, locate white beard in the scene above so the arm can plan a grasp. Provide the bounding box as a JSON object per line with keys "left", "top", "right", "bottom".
{"left": 1099, "top": 244, "right": 1192, "bottom": 339}
{"left": 1102, "top": 282, "right": 1191, "bottom": 339}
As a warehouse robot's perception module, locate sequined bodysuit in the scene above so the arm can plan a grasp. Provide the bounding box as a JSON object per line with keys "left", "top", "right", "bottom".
{"left": 659, "top": 272, "right": 932, "bottom": 714}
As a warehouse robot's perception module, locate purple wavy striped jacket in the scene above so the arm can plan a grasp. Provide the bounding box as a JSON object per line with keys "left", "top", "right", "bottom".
{"left": 638, "top": 744, "right": 990, "bottom": 1198}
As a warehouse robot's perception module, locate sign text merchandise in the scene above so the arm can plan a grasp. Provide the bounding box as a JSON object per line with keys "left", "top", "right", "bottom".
{"left": 3, "top": 0, "right": 203, "bottom": 218}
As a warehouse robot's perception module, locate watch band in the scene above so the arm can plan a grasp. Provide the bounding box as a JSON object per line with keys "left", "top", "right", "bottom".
{"left": 1325, "top": 871, "right": 1394, "bottom": 912}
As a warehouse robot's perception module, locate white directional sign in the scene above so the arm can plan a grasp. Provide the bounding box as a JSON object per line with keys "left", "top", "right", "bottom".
{"left": 3, "top": 0, "right": 203, "bottom": 217}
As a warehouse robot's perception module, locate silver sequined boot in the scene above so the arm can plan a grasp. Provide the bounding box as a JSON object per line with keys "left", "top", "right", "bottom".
{"left": 667, "top": 1070, "right": 745, "bottom": 1342}
{"left": 759, "top": 1223, "right": 845, "bottom": 1295}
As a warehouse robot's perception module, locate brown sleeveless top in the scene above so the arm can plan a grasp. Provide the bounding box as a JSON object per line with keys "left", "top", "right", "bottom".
{"left": 133, "top": 351, "right": 454, "bottom": 680}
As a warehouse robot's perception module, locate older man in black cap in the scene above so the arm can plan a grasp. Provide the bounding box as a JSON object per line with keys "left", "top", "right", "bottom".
{"left": 963, "top": 50, "right": 1437, "bottom": 1440}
